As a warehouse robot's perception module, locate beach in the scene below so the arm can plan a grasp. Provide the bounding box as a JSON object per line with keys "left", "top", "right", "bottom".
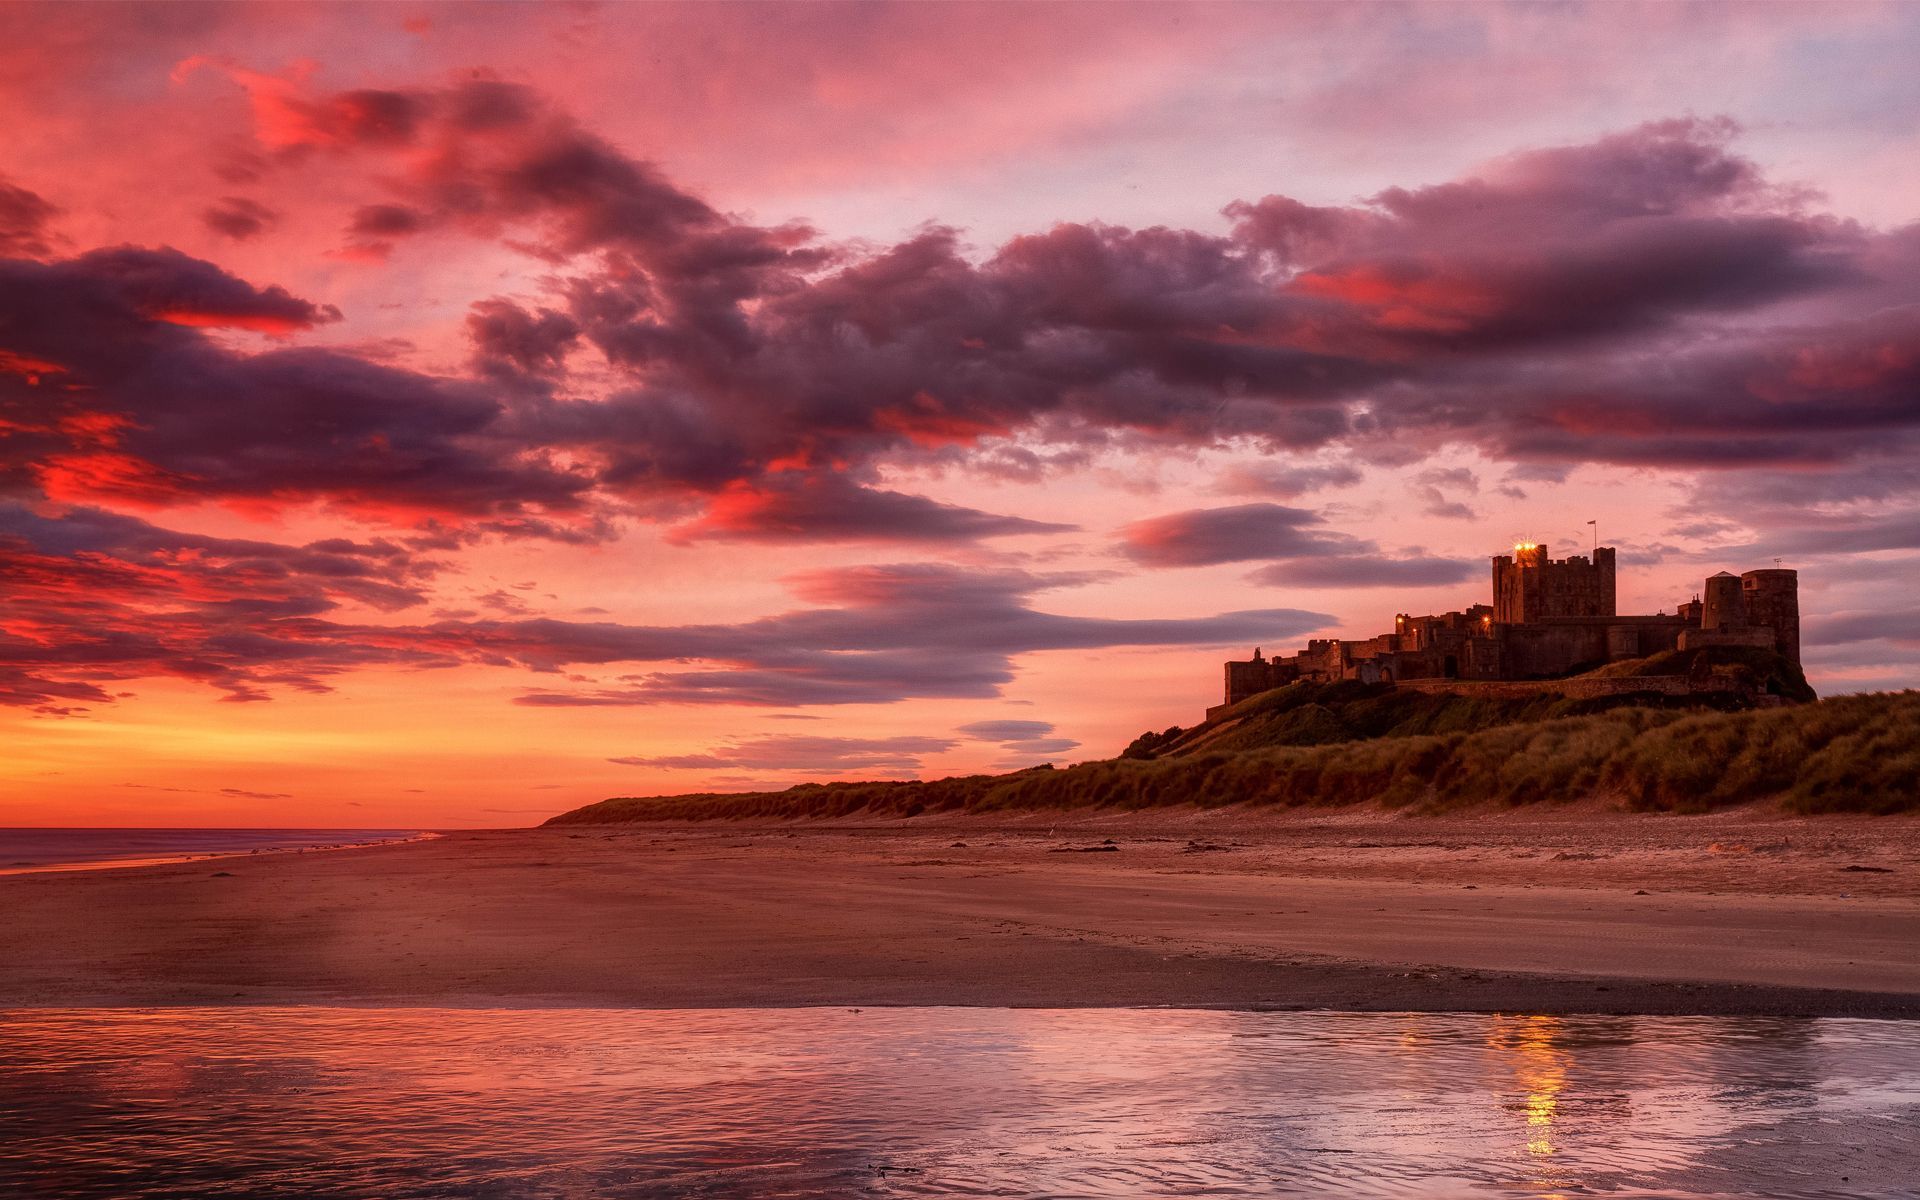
{"left": 2, "top": 807, "right": 1915, "bottom": 1017}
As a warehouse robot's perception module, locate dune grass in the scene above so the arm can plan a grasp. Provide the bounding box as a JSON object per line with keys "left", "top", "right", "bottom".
{"left": 549, "top": 690, "right": 1920, "bottom": 823}
{"left": 1125, "top": 676, "right": 1761, "bottom": 762}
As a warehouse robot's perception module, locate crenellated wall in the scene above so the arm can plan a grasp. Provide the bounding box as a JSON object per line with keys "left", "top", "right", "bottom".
{"left": 1491, "top": 544, "right": 1616, "bottom": 623}
{"left": 1219, "top": 543, "right": 1800, "bottom": 708}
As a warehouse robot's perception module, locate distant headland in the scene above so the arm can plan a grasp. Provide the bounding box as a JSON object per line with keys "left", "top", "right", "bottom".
{"left": 551, "top": 540, "right": 1920, "bottom": 824}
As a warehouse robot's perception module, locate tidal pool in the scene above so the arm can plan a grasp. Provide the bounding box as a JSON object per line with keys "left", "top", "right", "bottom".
{"left": 0, "top": 1007, "right": 1914, "bottom": 1198}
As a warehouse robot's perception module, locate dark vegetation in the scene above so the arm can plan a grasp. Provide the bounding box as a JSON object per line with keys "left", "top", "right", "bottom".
{"left": 1127, "top": 646, "right": 1814, "bottom": 761}
{"left": 1585, "top": 644, "right": 1817, "bottom": 701}
{"left": 552, "top": 677, "right": 1918, "bottom": 824}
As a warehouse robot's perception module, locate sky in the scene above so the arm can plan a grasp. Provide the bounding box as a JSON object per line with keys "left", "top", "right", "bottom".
{"left": 3, "top": 1, "right": 1918, "bottom": 827}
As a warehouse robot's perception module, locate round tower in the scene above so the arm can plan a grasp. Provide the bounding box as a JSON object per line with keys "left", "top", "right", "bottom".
{"left": 1700, "top": 572, "right": 1746, "bottom": 631}
{"left": 1740, "top": 568, "right": 1800, "bottom": 664}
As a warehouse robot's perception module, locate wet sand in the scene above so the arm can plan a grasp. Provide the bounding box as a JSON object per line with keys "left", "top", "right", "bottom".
{"left": 2, "top": 806, "right": 1915, "bottom": 1017}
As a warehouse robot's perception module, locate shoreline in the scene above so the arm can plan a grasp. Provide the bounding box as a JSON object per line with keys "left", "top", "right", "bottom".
{"left": 1, "top": 809, "right": 1914, "bottom": 1019}
{"left": 0, "top": 829, "right": 440, "bottom": 878}
{"left": 2, "top": 1000, "right": 1916, "bottom": 1023}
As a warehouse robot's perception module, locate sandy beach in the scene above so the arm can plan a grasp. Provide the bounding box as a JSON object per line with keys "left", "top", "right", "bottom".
{"left": 2, "top": 806, "right": 1915, "bottom": 1018}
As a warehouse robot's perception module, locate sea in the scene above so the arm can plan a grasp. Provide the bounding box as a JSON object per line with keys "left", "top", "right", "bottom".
{"left": 0, "top": 827, "right": 426, "bottom": 875}
{"left": 0, "top": 1007, "right": 1914, "bottom": 1199}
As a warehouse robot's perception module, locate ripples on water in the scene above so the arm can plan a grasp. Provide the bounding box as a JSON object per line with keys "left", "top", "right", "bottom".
{"left": 0, "top": 1008, "right": 1914, "bottom": 1198}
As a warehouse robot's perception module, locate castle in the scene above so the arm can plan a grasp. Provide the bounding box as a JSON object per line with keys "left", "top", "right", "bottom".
{"left": 1217, "top": 543, "right": 1800, "bottom": 712}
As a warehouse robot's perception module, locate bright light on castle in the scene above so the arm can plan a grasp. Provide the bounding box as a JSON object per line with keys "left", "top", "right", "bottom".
{"left": 1514, "top": 542, "right": 1538, "bottom": 551}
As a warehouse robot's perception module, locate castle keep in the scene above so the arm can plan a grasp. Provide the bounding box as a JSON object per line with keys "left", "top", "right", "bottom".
{"left": 1218, "top": 543, "right": 1799, "bottom": 712}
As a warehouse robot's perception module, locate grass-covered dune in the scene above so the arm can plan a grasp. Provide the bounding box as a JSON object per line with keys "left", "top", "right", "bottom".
{"left": 1127, "top": 646, "right": 1815, "bottom": 761}
{"left": 549, "top": 688, "right": 1920, "bottom": 823}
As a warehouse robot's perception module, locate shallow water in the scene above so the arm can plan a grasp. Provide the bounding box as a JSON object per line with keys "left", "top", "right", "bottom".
{"left": 0, "top": 1008, "right": 1914, "bottom": 1198}
{"left": 0, "top": 828, "right": 423, "bottom": 874}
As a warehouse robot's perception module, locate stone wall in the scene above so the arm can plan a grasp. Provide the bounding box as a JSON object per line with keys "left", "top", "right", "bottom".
{"left": 1396, "top": 675, "right": 1696, "bottom": 700}
{"left": 1679, "top": 627, "right": 1776, "bottom": 653}
{"left": 1499, "top": 616, "right": 1687, "bottom": 679}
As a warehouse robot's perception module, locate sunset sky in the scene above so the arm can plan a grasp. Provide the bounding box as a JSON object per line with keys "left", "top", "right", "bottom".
{"left": 4, "top": 1, "right": 1918, "bottom": 827}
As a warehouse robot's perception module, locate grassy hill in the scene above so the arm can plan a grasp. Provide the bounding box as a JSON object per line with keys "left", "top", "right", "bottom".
{"left": 1125, "top": 646, "right": 1814, "bottom": 761}
{"left": 549, "top": 683, "right": 1919, "bottom": 824}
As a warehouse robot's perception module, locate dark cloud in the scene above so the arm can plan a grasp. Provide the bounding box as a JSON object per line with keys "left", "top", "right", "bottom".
{"left": 16, "top": 104, "right": 1919, "bottom": 553}
{"left": 1389, "top": 303, "right": 1920, "bottom": 472}
{"left": 467, "top": 298, "right": 579, "bottom": 380}
{"left": 1123, "top": 502, "right": 1481, "bottom": 587}
{"left": 611, "top": 734, "right": 958, "bottom": 772}
{"left": 1229, "top": 118, "right": 1861, "bottom": 354}
{"left": 1412, "top": 467, "right": 1479, "bottom": 520}
{"left": 201, "top": 196, "right": 277, "bottom": 240}
{"left": 1804, "top": 609, "right": 1920, "bottom": 648}
{"left": 0, "top": 500, "right": 452, "bottom": 707}
{"left": 957, "top": 718, "right": 1080, "bottom": 762}
{"left": 955, "top": 719, "right": 1057, "bottom": 742}
{"left": 1216, "top": 462, "right": 1362, "bottom": 498}
{"left": 503, "top": 560, "right": 1328, "bottom": 702}
{"left": 21, "top": 245, "right": 337, "bottom": 333}
{"left": 1731, "top": 513, "right": 1920, "bottom": 557}
{"left": 1120, "top": 503, "right": 1361, "bottom": 567}
{"left": 1687, "top": 460, "right": 1920, "bottom": 513}
{"left": 991, "top": 740, "right": 1079, "bottom": 758}
{"left": 1417, "top": 467, "right": 1478, "bottom": 491}
{"left": 540, "top": 113, "right": 1910, "bottom": 492}
{"left": 1247, "top": 555, "right": 1480, "bottom": 589}
{"left": 499, "top": 563, "right": 1329, "bottom": 707}
{"left": 0, "top": 175, "right": 58, "bottom": 257}
{"left": 0, "top": 667, "right": 112, "bottom": 713}
{"left": 13, "top": 92, "right": 1920, "bottom": 714}
{"left": 0, "top": 546, "right": 1332, "bottom": 710}
{"left": 1222, "top": 122, "right": 1910, "bottom": 476}
{"left": 224, "top": 80, "right": 1389, "bottom": 514}
{"left": 669, "top": 473, "right": 1074, "bottom": 545}
{"left": 349, "top": 203, "right": 427, "bottom": 237}
{"left": 342, "top": 204, "right": 427, "bottom": 261}
{"left": 1507, "top": 464, "right": 1572, "bottom": 485}
{"left": 0, "top": 249, "right": 593, "bottom": 528}
{"left": 1, "top": 501, "right": 440, "bottom": 612}
{"left": 258, "top": 86, "right": 427, "bottom": 153}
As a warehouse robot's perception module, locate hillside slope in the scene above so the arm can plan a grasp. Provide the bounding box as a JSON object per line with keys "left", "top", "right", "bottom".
{"left": 549, "top": 688, "right": 1919, "bottom": 823}
{"left": 1124, "top": 646, "right": 1813, "bottom": 761}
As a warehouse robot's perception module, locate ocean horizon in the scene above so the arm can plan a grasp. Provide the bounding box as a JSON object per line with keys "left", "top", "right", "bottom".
{"left": 0, "top": 828, "right": 425, "bottom": 876}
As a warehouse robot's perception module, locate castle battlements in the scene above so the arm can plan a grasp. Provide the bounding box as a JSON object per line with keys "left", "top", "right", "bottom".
{"left": 1216, "top": 542, "right": 1799, "bottom": 713}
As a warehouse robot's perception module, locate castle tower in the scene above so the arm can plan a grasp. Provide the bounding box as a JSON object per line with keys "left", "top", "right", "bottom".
{"left": 1700, "top": 572, "right": 1746, "bottom": 631}
{"left": 1740, "top": 568, "right": 1800, "bottom": 664}
{"left": 1595, "top": 545, "right": 1618, "bottom": 616}
{"left": 1491, "top": 543, "right": 1546, "bottom": 624}
{"left": 1491, "top": 543, "right": 1617, "bottom": 624}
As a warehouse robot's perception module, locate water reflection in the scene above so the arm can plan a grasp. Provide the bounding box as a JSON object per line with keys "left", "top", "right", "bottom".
{"left": 1488, "top": 1014, "right": 1569, "bottom": 1158}
{"left": 0, "top": 1007, "right": 1914, "bottom": 1198}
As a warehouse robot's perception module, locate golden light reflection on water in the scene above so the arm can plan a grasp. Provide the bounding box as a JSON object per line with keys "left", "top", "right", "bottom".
{"left": 1489, "top": 1014, "right": 1571, "bottom": 1159}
